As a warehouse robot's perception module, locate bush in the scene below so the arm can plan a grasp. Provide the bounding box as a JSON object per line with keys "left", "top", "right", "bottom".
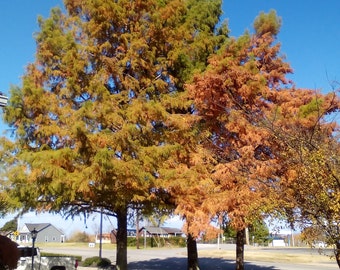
{"left": 82, "top": 256, "right": 111, "bottom": 268}
{"left": 170, "top": 236, "right": 186, "bottom": 247}
{"left": 67, "top": 231, "right": 91, "bottom": 243}
{"left": 97, "top": 258, "right": 111, "bottom": 268}
{"left": 127, "top": 236, "right": 186, "bottom": 248}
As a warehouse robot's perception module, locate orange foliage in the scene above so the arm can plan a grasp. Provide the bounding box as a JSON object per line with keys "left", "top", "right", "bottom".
{"left": 188, "top": 15, "right": 340, "bottom": 238}
{"left": 187, "top": 19, "right": 310, "bottom": 232}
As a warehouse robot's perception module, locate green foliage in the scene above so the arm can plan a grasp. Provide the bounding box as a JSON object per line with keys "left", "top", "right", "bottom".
{"left": 169, "top": 236, "right": 186, "bottom": 247}
{"left": 82, "top": 256, "right": 111, "bottom": 268}
{"left": 248, "top": 219, "right": 270, "bottom": 245}
{"left": 2, "top": 1, "right": 226, "bottom": 269}
{"left": 253, "top": 9, "right": 281, "bottom": 36}
{"left": 222, "top": 221, "right": 237, "bottom": 239}
{"left": 0, "top": 218, "right": 17, "bottom": 232}
{"left": 298, "top": 97, "right": 323, "bottom": 118}
{"left": 127, "top": 236, "right": 186, "bottom": 248}
{"left": 223, "top": 218, "right": 269, "bottom": 244}
{"left": 2, "top": 0, "right": 227, "bottom": 217}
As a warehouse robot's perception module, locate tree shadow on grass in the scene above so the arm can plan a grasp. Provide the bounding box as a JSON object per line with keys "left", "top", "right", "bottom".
{"left": 128, "top": 256, "right": 279, "bottom": 270}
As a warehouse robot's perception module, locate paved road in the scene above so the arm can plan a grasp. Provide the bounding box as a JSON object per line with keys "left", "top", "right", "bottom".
{"left": 40, "top": 244, "right": 338, "bottom": 270}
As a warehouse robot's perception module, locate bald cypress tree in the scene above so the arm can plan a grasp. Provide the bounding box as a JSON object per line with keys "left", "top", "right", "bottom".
{"left": 188, "top": 10, "right": 291, "bottom": 270}
{"left": 188, "top": 10, "right": 340, "bottom": 270}
{"left": 3, "top": 1, "right": 227, "bottom": 269}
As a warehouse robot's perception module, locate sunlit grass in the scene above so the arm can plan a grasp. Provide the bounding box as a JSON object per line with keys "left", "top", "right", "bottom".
{"left": 198, "top": 248, "right": 336, "bottom": 264}
{"left": 35, "top": 242, "right": 117, "bottom": 249}
{"left": 31, "top": 242, "right": 337, "bottom": 265}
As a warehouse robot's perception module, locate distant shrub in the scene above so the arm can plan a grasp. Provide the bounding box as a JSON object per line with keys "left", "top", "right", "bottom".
{"left": 82, "top": 256, "right": 111, "bottom": 268}
{"left": 67, "top": 231, "right": 91, "bottom": 242}
{"left": 127, "top": 236, "right": 186, "bottom": 248}
{"left": 170, "top": 236, "right": 186, "bottom": 247}
{"left": 97, "top": 258, "right": 111, "bottom": 268}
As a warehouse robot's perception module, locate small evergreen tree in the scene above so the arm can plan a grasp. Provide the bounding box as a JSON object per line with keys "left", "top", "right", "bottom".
{"left": 248, "top": 220, "right": 270, "bottom": 246}
{"left": 0, "top": 218, "right": 17, "bottom": 232}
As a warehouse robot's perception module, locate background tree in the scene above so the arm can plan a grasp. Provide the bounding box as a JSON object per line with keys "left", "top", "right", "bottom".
{"left": 187, "top": 10, "right": 311, "bottom": 270}
{"left": 68, "top": 230, "right": 92, "bottom": 243}
{"left": 0, "top": 137, "right": 21, "bottom": 216}
{"left": 248, "top": 219, "right": 270, "bottom": 246}
{"left": 222, "top": 217, "right": 237, "bottom": 240}
{"left": 221, "top": 217, "right": 270, "bottom": 246}
{"left": 0, "top": 218, "right": 17, "bottom": 233}
{"left": 153, "top": 1, "right": 229, "bottom": 268}
{"left": 2, "top": 1, "right": 227, "bottom": 270}
{"left": 187, "top": 10, "right": 288, "bottom": 270}
{"left": 268, "top": 94, "right": 340, "bottom": 267}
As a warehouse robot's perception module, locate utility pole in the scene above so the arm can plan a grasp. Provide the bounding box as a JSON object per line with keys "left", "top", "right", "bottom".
{"left": 99, "top": 208, "right": 103, "bottom": 258}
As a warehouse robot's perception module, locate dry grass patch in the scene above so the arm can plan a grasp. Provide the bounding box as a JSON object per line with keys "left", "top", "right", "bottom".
{"left": 198, "top": 248, "right": 336, "bottom": 264}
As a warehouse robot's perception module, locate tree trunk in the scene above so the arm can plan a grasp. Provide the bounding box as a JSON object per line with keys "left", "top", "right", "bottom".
{"left": 115, "top": 206, "right": 128, "bottom": 270}
{"left": 236, "top": 228, "right": 245, "bottom": 270}
{"left": 187, "top": 233, "right": 200, "bottom": 270}
{"left": 335, "top": 240, "right": 340, "bottom": 269}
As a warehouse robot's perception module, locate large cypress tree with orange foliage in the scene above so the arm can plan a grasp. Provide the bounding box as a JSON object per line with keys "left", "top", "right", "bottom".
{"left": 188, "top": 11, "right": 292, "bottom": 269}
{"left": 188, "top": 10, "right": 339, "bottom": 269}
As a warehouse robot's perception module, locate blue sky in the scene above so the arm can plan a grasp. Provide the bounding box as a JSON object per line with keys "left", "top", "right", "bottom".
{"left": 1, "top": 1, "right": 339, "bottom": 97}
{"left": 0, "top": 1, "right": 339, "bottom": 234}
{"left": 223, "top": 1, "right": 340, "bottom": 91}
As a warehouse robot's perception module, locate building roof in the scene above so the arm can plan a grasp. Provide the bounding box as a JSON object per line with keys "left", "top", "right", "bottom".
{"left": 23, "top": 223, "right": 64, "bottom": 235}
{"left": 141, "top": 226, "right": 182, "bottom": 235}
{"left": 161, "top": 227, "right": 183, "bottom": 235}
{"left": 25, "top": 223, "right": 50, "bottom": 232}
